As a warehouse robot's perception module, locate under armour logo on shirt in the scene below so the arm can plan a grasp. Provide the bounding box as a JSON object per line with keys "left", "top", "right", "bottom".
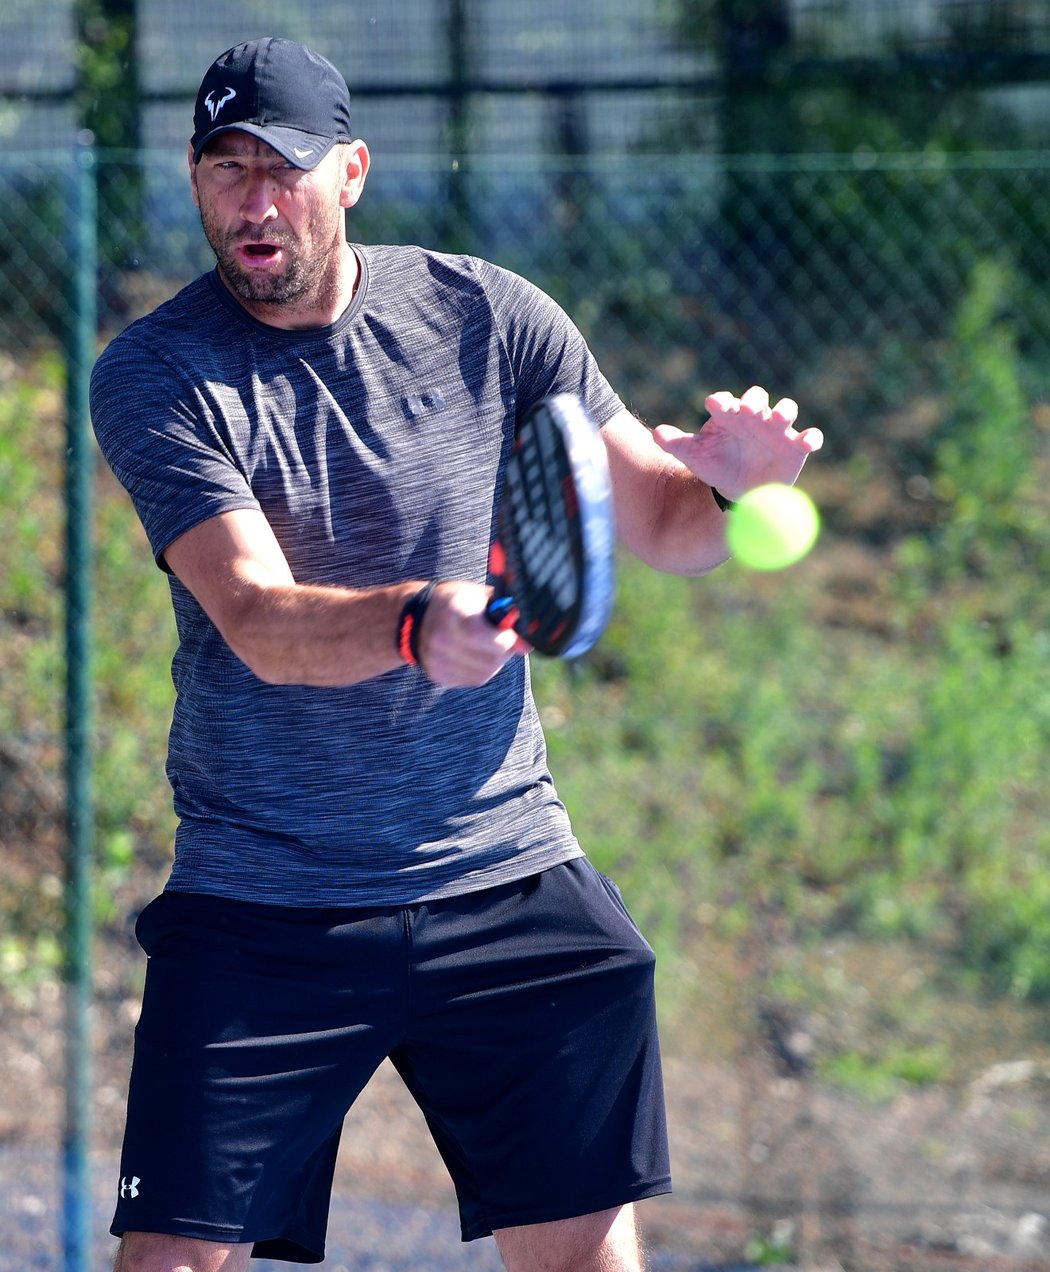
{"left": 120, "top": 1176, "right": 140, "bottom": 1199}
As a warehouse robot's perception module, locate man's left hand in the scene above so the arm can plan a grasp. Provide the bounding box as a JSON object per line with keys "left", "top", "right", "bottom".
{"left": 652, "top": 385, "right": 823, "bottom": 501}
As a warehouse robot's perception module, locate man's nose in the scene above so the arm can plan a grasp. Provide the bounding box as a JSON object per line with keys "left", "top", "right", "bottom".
{"left": 240, "top": 174, "right": 280, "bottom": 223}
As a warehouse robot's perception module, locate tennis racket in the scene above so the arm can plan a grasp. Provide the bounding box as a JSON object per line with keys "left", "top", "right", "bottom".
{"left": 486, "top": 393, "right": 616, "bottom": 659}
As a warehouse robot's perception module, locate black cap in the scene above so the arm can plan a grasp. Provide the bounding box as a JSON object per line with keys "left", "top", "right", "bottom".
{"left": 191, "top": 37, "right": 352, "bottom": 170}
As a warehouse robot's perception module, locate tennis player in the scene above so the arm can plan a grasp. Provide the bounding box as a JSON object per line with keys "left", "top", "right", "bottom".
{"left": 91, "top": 37, "right": 822, "bottom": 1272}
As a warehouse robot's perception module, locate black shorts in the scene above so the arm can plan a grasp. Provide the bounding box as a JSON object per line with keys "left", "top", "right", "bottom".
{"left": 111, "top": 858, "right": 671, "bottom": 1263}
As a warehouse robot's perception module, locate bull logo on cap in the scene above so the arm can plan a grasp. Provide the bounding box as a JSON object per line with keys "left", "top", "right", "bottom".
{"left": 204, "top": 87, "right": 237, "bottom": 121}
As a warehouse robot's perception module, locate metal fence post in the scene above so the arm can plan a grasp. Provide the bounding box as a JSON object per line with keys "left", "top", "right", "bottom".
{"left": 63, "top": 131, "right": 98, "bottom": 1272}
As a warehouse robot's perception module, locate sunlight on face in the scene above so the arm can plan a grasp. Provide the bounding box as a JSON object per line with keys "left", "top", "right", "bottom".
{"left": 193, "top": 138, "right": 351, "bottom": 310}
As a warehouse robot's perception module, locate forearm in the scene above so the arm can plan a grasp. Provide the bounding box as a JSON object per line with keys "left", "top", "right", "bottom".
{"left": 602, "top": 410, "right": 730, "bottom": 577}
{"left": 164, "top": 509, "right": 522, "bottom": 688}
{"left": 640, "top": 465, "right": 730, "bottom": 577}
{"left": 225, "top": 576, "right": 525, "bottom": 688}
{"left": 220, "top": 577, "right": 419, "bottom": 686}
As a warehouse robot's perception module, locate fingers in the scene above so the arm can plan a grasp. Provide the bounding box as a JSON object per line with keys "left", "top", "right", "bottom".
{"left": 705, "top": 388, "right": 807, "bottom": 441}
{"left": 417, "top": 582, "right": 526, "bottom": 686}
{"left": 706, "top": 387, "right": 797, "bottom": 423}
{"left": 740, "top": 384, "right": 770, "bottom": 413}
{"left": 705, "top": 386, "right": 769, "bottom": 413}
{"left": 770, "top": 396, "right": 799, "bottom": 427}
{"left": 704, "top": 390, "right": 738, "bottom": 415}
{"left": 651, "top": 422, "right": 690, "bottom": 453}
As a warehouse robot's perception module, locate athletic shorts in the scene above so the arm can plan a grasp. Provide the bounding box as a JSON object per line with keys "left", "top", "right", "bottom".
{"left": 111, "top": 857, "right": 671, "bottom": 1263}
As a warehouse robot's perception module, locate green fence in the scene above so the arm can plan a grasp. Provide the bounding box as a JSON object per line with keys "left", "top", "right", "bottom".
{"left": 6, "top": 144, "right": 1050, "bottom": 1269}
{"left": 6, "top": 147, "right": 1050, "bottom": 414}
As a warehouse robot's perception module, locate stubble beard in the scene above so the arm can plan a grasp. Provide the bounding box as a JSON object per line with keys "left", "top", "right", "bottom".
{"left": 200, "top": 208, "right": 344, "bottom": 310}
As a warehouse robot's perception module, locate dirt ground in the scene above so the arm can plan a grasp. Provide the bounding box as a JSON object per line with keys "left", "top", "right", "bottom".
{"left": 3, "top": 933, "right": 1050, "bottom": 1272}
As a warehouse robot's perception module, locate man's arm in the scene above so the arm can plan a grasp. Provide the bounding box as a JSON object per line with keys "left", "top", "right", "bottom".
{"left": 163, "top": 508, "right": 524, "bottom": 688}
{"left": 602, "top": 386, "right": 824, "bottom": 577}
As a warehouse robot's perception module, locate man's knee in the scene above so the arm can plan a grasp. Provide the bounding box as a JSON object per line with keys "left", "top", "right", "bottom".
{"left": 494, "top": 1204, "right": 643, "bottom": 1272}
{"left": 113, "top": 1232, "right": 252, "bottom": 1272}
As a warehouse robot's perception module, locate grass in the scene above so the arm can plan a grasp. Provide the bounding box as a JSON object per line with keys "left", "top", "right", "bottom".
{"left": 4, "top": 252, "right": 1050, "bottom": 1093}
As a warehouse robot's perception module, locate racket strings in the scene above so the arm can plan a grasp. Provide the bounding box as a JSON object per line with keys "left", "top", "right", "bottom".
{"left": 502, "top": 424, "right": 585, "bottom": 649}
{"left": 489, "top": 393, "right": 615, "bottom": 659}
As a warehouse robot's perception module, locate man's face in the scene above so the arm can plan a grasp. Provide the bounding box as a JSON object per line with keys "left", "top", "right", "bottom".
{"left": 189, "top": 134, "right": 360, "bottom": 311}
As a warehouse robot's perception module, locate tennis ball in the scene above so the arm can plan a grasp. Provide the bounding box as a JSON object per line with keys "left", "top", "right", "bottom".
{"left": 726, "top": 483, "right": 820, "bottom": 571}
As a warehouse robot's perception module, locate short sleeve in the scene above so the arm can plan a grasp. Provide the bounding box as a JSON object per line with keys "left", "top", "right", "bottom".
{"left": 90, "top": 333, "right": 261, "bottom": 568}
{"left": 472, "top": 260, "right": 625, "bottom": 427}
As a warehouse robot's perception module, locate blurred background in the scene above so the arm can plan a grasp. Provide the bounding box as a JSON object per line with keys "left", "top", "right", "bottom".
{"left": 4, "top": 2, "right": 1050, "bottom": 1269}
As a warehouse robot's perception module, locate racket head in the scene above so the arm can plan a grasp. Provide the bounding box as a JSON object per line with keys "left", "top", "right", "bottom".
{"left": 491, "top": 393, "right": 616, "bottom": 659}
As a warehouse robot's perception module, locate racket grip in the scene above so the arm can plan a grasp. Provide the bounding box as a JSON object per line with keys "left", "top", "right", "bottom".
{"left": 485, "top": 595, "right": 517, "bottom": 628}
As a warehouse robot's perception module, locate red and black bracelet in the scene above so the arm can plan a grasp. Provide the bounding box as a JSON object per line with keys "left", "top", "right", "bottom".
{"left": 397, "top": 580, "right": 438, "bottom": 667}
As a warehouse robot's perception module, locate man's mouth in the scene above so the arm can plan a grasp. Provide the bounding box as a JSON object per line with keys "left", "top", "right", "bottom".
{"left": 237, "top": 242, "right": 283, "bottom": 268}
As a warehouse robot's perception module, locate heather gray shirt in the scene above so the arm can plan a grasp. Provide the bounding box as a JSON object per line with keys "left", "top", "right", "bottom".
{"left": 90, "top": 244, "right": 623, "bottom": 906}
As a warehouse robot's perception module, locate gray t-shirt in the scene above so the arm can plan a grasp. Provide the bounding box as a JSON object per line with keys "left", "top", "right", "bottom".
{"left": 90, "top": 244, "right": 623, "bottom": 906}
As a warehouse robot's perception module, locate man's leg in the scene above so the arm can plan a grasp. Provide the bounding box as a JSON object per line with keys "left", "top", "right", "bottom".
{"left": 113, "top": 1232, "right": 252, "bottom": 1272}
{"left": 494, "top": 1204, "right": 644, "bottom": 1272}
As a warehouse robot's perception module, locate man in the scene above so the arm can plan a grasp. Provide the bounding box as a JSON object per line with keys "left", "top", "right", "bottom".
{"left": 91, "top": 36, "right": 822, "bottom": 1272}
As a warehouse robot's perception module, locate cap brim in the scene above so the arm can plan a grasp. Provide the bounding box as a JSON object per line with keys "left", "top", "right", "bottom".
{"left": 192, "top": 123, "right": 340, "bottom": 170}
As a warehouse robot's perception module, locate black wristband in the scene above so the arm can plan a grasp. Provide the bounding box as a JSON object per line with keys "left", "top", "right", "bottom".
{"left": 711, "top": 487, "right": 736, "bottom": 512}
{"left": 397, "top": 581, "right": 438, "bottom": 667}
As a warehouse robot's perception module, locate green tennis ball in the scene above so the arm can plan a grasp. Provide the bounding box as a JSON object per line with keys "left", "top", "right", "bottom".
{"left": 726, "top": 483, "right": 820, "bottom": 570}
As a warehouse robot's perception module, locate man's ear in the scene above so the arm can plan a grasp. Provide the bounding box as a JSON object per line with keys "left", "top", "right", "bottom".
{"left": 340, "top": 140, "right": 370, "bottom": 210}
{"left": 187, "top": 142, "right": 200, "bottom": 208}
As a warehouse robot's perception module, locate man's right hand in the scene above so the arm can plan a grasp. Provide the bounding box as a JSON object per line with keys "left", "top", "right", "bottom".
{"left": 413, "top": 581, "right": 530, "bottom": 687}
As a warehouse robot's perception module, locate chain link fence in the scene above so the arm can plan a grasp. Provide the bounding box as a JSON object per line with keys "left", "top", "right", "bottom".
{"left": 5, "top": 138, "right": 1050, "bottom": 1271}
{"left": 7, "top": 146, "right": 1050, "bottom": 413}
{"left": 6, "top": 7, "right": 1050, "bottom": 1268}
